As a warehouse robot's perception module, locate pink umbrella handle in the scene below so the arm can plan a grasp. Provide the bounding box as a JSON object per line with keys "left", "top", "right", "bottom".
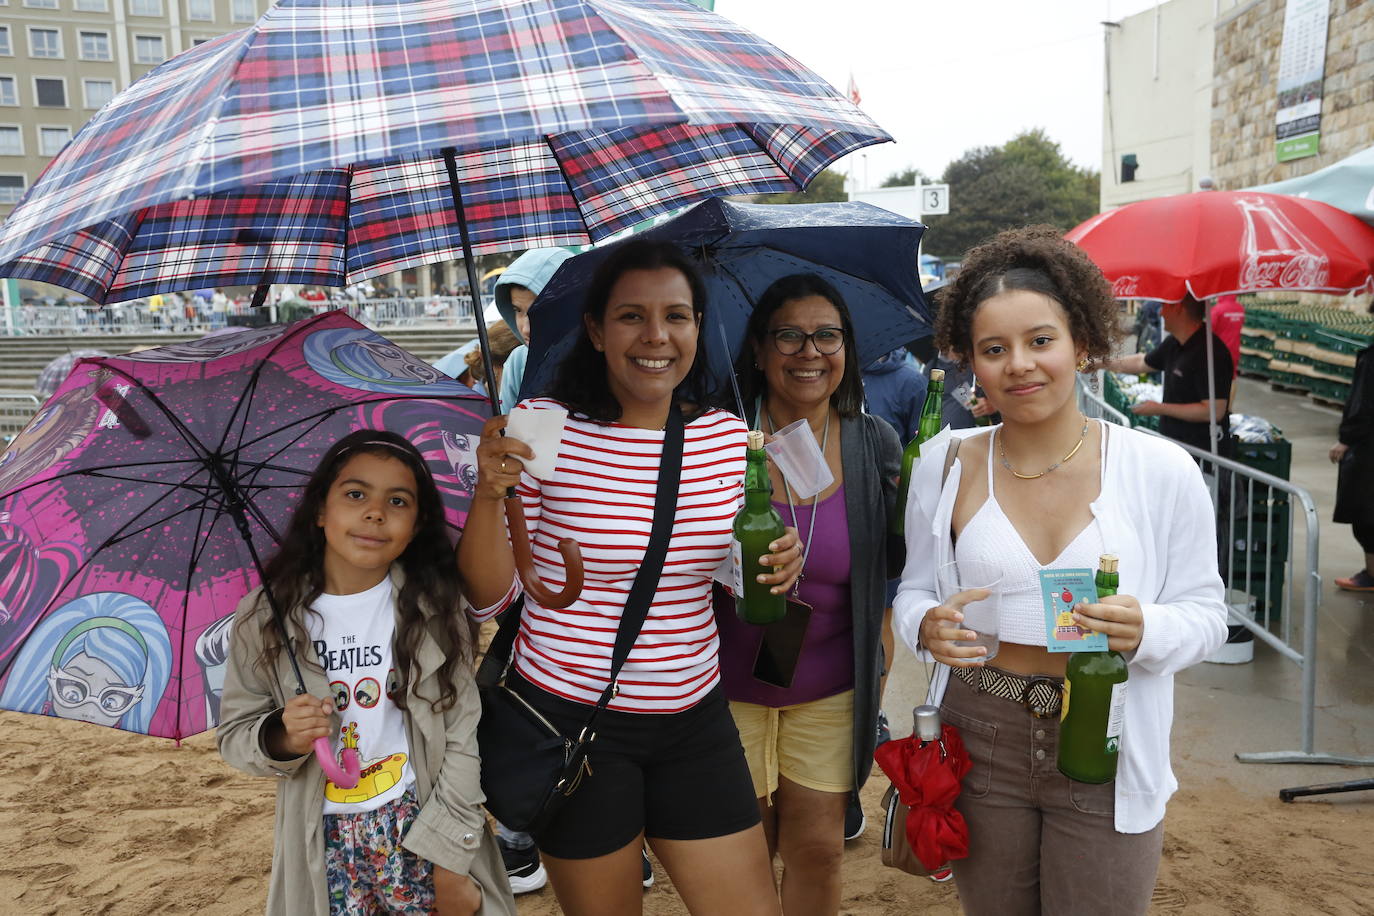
{"left": 314, "top": 737, "right": 360, "bottom": 789}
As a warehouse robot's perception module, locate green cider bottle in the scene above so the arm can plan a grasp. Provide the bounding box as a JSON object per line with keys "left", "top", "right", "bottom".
{"left": 1057, "top": 554, "right": 1130, "bottom": 784}
{"left": 891, "top": 368, "right": 945, "bottom": 536}
{"left": 733, "top": 430, "right": 787, "bottom": 625}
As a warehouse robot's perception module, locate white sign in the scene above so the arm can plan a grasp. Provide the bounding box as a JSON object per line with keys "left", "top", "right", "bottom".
{"left": 921, "top": 184, "right": 950, "bottom": 215}
{"left": 849, "top": 184, "right": 950, "bottom": 221}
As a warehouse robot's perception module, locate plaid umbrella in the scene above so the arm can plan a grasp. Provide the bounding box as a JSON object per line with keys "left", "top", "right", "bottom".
{"left": 0, "top": 0, "right": 889, "bottom": 318}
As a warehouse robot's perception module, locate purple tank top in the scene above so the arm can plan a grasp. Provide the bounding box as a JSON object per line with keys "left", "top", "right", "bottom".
{"left": 716, "top": 483, "right": 855, "bottom": 707}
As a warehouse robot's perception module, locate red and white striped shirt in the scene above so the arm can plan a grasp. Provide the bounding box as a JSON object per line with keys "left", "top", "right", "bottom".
{"left": 479, "top": 398, "right": 747, "bottom": 713}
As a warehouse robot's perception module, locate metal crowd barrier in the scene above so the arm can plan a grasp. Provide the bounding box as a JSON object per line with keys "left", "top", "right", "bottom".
{"left": 1078, "top": 377, "right": 1374, "bottom": 767}
{"left": 0, "top": 392, "right": 40, "bottom": 443}
{"left": 0, "top": 297, "right": 477, "bottom": 336}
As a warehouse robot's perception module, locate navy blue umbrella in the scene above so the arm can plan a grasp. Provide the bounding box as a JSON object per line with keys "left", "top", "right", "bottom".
{"left": 520, "top": 198, "right": 931, "bottom": 402}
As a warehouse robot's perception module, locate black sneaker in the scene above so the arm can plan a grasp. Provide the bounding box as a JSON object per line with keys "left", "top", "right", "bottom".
{"left": 642, "top": 847, "right": 655, "bottom": 888}
{"left": 843, "top": 793, "right": 866, "bottom": 841}
{"left": 499, "top": 836, "right": 547, "bottom": 894}
{"left": 876, "top": 710, "right": 892, "bottom": 746}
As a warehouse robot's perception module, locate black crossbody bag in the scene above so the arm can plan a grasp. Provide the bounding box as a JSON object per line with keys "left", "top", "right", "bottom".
{"left": 475, "top": 407, "right": 684, "bottom": 836}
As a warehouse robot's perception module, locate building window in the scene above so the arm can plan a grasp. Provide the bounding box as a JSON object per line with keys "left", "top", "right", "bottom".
{"left": 133, "top": 34, "right": 165, "bottom": 64}
{"left": 231, "top": 0, "right": 256, "bottom": 23}
{"left": 128, "top": 0, "right": 161, "bottom": 15}
{"left": 29, "top": 28, "right": 63, "bottom": 60}
{"left": 76, "top": 0, "right": 110, "bottom": 10}
{"left": 186, "top": 0, "right": 212, "bottom": 21}
{"left": 0, "top": 27, "right": 11, "bottom": 57}
{"left": 38, "top": 125, "right": 70, "bottom": 156}
{"left": 0, "top": 77, "right": 17, "bottom": 106}
{"left": 79, "top": 30, "right": 111, "bottom": 61}
{"left": 34, "top": 77, "right": 66, "bottom": 107}
{"left": 24, "top": 0, "right": 60, "bottom": 8}
{"left": 82, "top": 77, "right": 114, "bottom": 109}
{"left": 0, "top": 175, "right": 26, "bottom": 204}
{"left": 0, "top": 126, "right": 21, "bottom": 156}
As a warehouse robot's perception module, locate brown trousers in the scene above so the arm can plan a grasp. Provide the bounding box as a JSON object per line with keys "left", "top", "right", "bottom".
{"left": 941, "top": 671, "right": 1164, "bottom": 915}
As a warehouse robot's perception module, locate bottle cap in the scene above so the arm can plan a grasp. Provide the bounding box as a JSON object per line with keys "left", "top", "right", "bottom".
{"left": 1099, "top": 554, "right": 1118, "bottom": 573}
{"left": 913, "top": 704, "right": 942, "bottom": 742}
{"left": 930, "top": 368, "right": 945, "bottom": 382}
{"left": 747, "top": 429, "right": 764, "bottom": 450}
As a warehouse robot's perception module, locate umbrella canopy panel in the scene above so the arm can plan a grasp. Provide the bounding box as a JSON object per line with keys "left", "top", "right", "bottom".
{"left": 0, "top": 311, "right": 489, "bottom": 740}
{"left": 0, "top": 0, "right": 890, "bottom": 300}
{"left": 1251, "top": 145, "right": 1374, "bottom": 225}
{"left": 1066, "top": 190, "right": 1374, "bottom": 301}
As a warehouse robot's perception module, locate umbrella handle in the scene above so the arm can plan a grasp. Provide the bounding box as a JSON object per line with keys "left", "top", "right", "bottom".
{"left": 313, "top": 738, "right": 361, "bottom": 789}
{"left": 504, "top": 495, "right": 584, "bottom": 609}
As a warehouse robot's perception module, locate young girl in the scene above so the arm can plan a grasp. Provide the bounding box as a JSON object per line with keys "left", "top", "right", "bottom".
{"left": 218, "top": 430, "right": 515, "bottom": 916}
{"left": 894, "top": 227, "right": 1226, "bottom": 915}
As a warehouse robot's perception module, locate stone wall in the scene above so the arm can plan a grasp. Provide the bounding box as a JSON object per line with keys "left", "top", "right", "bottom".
{"left": 1211, "top": 0, "right": 1374, "bottom": 189}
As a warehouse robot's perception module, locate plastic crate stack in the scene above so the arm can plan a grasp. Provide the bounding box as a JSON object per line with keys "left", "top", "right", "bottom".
{"left": 1222, "top": 439, "right": 1292, "bottom": 617}
{"left": 1239, "top": 296, "right": 1374, "bottom": 406}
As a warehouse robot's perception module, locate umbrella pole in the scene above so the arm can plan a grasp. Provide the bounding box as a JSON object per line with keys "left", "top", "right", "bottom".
{"left": 439, "top": 146, "right": 585, "bottom": 610}
{"left": 441, "top": 147, "right": 503, "bottom": 414}
{"left": 1205, "top": 300, "right": 1219, "bottom": 456}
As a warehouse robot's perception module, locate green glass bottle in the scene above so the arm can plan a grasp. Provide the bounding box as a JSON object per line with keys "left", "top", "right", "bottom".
{"left": 891, "top": 368, "right": 945, "bottom": 535}
{"left": 970, "top": 391, "right": 993, "bottom": 428}
{"left": 1057, "top": 554, "right": 1130, "bottom": 784}
{"left": 734, "top": 430, "right": 787, "bottom": 624}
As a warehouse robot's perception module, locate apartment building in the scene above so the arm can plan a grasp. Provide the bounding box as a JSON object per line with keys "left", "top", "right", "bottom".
{"left": 0, "top": 0, "right": 265, "bottom": 219}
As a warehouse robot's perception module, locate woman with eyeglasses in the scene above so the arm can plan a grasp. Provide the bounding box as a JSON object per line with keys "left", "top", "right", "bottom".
{"left": 714, "top": 273, "right": 901, "bottom": 915}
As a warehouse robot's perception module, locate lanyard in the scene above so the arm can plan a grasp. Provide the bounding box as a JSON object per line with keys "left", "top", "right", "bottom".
{"left": 762, "top": 403, "right": 830, "bottom": 594}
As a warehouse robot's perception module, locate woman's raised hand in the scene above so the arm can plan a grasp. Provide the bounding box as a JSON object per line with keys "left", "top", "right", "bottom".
{"left": 756, "top": 526, "right": 805, "bottom": 595}
{"left": 474, "top": 414, "right": 535, "bottom": 501}
{"left": 1073, "top": 593, "right": 1144, "bottom": 652}
{"left": 919, "top": 589, "right": 992, "bottom": 667}
{"left": 277, "top": 693, "right": 334, "bottom": 758}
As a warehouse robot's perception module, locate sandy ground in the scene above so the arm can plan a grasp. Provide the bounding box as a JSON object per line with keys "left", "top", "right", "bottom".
{"left": 0, "top": 710, "right": 1368, "bottom": 916}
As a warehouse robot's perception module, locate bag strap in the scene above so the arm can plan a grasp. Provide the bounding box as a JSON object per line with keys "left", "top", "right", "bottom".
{"left": 588, "top": 405, "right": 685, "bottom": 715}
{"left": 941, "top": 438, "right": 961, "bottom": 487}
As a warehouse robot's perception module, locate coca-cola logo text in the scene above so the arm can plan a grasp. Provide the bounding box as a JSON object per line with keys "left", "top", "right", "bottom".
{"left": 1111, "top": 276, "right": 1140, "bottom": 297}
{"left": 1239, "top": 253, "right": 1330, "bottom": 289}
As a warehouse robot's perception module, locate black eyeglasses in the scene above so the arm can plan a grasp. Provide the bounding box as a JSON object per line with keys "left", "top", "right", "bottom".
{"left": 768, "top": 326, "right": 846, "bottom": 356}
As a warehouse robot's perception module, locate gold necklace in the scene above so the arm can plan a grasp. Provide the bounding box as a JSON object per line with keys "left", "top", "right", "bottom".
{"left": 998, "top": 418, "right": 1090, "bottom": 480}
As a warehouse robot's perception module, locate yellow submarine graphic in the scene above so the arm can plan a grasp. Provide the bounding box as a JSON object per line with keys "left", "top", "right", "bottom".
{"left": 325, "top": 722, "right": 408, "bottom": 804}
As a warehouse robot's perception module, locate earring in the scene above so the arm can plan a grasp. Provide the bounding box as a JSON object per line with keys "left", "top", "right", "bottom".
{"left": 1076, "top": 358, "right": 1091, "bottom": 373}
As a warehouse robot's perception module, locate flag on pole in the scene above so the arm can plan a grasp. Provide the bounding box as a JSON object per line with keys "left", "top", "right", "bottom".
{"left": 847, "top": 72, "right": 861, "bottom": 106}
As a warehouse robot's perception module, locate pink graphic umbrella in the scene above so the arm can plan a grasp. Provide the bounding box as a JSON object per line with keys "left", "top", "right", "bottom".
{"left": 0, "top": 312, "right": 488, "bottom": 760}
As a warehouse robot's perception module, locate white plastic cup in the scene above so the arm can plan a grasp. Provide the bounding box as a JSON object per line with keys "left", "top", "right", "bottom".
{"left": 763, "top": 418, "right": 834, "bottom": 499}
{"left": 937, "top": 560, "right": 1002, "bottom": 661}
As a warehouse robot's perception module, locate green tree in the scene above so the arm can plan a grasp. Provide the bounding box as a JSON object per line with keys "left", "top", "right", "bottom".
{"left": 921, "top": 129, "right": 1099, "bottom": 259}
{"left": 880, "top": 166, "right": 927, "bottom": 188}
{"left": 751, "top": 168, "right": 848, "bottom": 205}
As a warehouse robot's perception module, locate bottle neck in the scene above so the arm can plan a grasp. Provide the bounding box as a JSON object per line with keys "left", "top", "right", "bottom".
{"left": 743, "top": 448, "right": 772, "bottom": 506}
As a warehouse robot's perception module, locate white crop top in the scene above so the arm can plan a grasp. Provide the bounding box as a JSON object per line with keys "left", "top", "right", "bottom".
{"left": 952, "top": 422, "right": 1108, "bottom": 647}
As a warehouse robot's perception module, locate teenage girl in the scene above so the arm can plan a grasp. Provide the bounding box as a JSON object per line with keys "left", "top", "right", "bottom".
{"left": 218, "top": 430, "right": 515, "bottom": 916}
{"left": 894, "top": 227, "right": 1226, "bottom": 915}
{"left": 460, "top": 240, "right": 802, "bottom": 916}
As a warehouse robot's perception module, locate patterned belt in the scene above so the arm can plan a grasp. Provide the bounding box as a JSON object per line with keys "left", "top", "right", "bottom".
{"left": 951, "top": 664, "right": 1064, "bottom": 719}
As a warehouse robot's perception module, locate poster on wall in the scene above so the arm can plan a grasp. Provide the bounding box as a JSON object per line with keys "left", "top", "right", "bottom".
{"left": 1274, "top": 0, "right": 1332, "bottom": 163}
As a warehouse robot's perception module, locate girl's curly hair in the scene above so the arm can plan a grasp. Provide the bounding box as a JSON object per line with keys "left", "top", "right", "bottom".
{"left": 935, "top": 225, "right": 1122, "bottom": 365}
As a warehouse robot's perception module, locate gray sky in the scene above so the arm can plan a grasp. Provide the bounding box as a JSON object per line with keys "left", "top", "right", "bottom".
{"left": 717, "top": 0, "right": 1163, "bottom": 189}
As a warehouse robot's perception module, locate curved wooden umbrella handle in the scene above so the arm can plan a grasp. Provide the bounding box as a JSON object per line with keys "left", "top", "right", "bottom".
{"left": 505, "top": 494, "right": 584, "bottom": 609}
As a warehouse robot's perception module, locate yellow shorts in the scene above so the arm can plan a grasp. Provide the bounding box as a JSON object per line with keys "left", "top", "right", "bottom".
{"left": 729, "top": 689, "right": 855, "bottom": 799}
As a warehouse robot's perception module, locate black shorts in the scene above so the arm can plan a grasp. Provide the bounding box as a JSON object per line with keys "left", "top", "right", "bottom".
{"left": 509, "top": 674, "right": 761, "bottom": 860}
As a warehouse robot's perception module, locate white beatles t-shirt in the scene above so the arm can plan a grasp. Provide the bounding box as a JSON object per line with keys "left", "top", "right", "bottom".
{"left": 307, "top": 576, "right": 415, "bottom": 815}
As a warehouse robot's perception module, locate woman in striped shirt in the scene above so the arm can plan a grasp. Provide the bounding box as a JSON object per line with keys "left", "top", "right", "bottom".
{"left": 459, "top": 240, "right": 802, "bottom": 916}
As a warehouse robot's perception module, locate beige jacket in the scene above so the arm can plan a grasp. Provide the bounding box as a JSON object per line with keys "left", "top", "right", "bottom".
{"left": 217, "top": 572, "right": 515, "bottom": 915}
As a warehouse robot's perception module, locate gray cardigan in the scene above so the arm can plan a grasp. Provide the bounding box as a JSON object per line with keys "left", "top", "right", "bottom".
{"left": 743, "top": 408, "right": 901, "bottom": 790}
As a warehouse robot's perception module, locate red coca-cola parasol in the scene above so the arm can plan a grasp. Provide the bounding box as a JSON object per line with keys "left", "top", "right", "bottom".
{"left": 874, "top": 713, "right": 972, "bottom": 872}
{"left": 1066, "top": 190, "right": 1374, "bottom": 302}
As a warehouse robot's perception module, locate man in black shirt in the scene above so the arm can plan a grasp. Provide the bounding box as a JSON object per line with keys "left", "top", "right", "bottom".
{"left": 1104, "top": 296, "right": 1233, "bottom": 451}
